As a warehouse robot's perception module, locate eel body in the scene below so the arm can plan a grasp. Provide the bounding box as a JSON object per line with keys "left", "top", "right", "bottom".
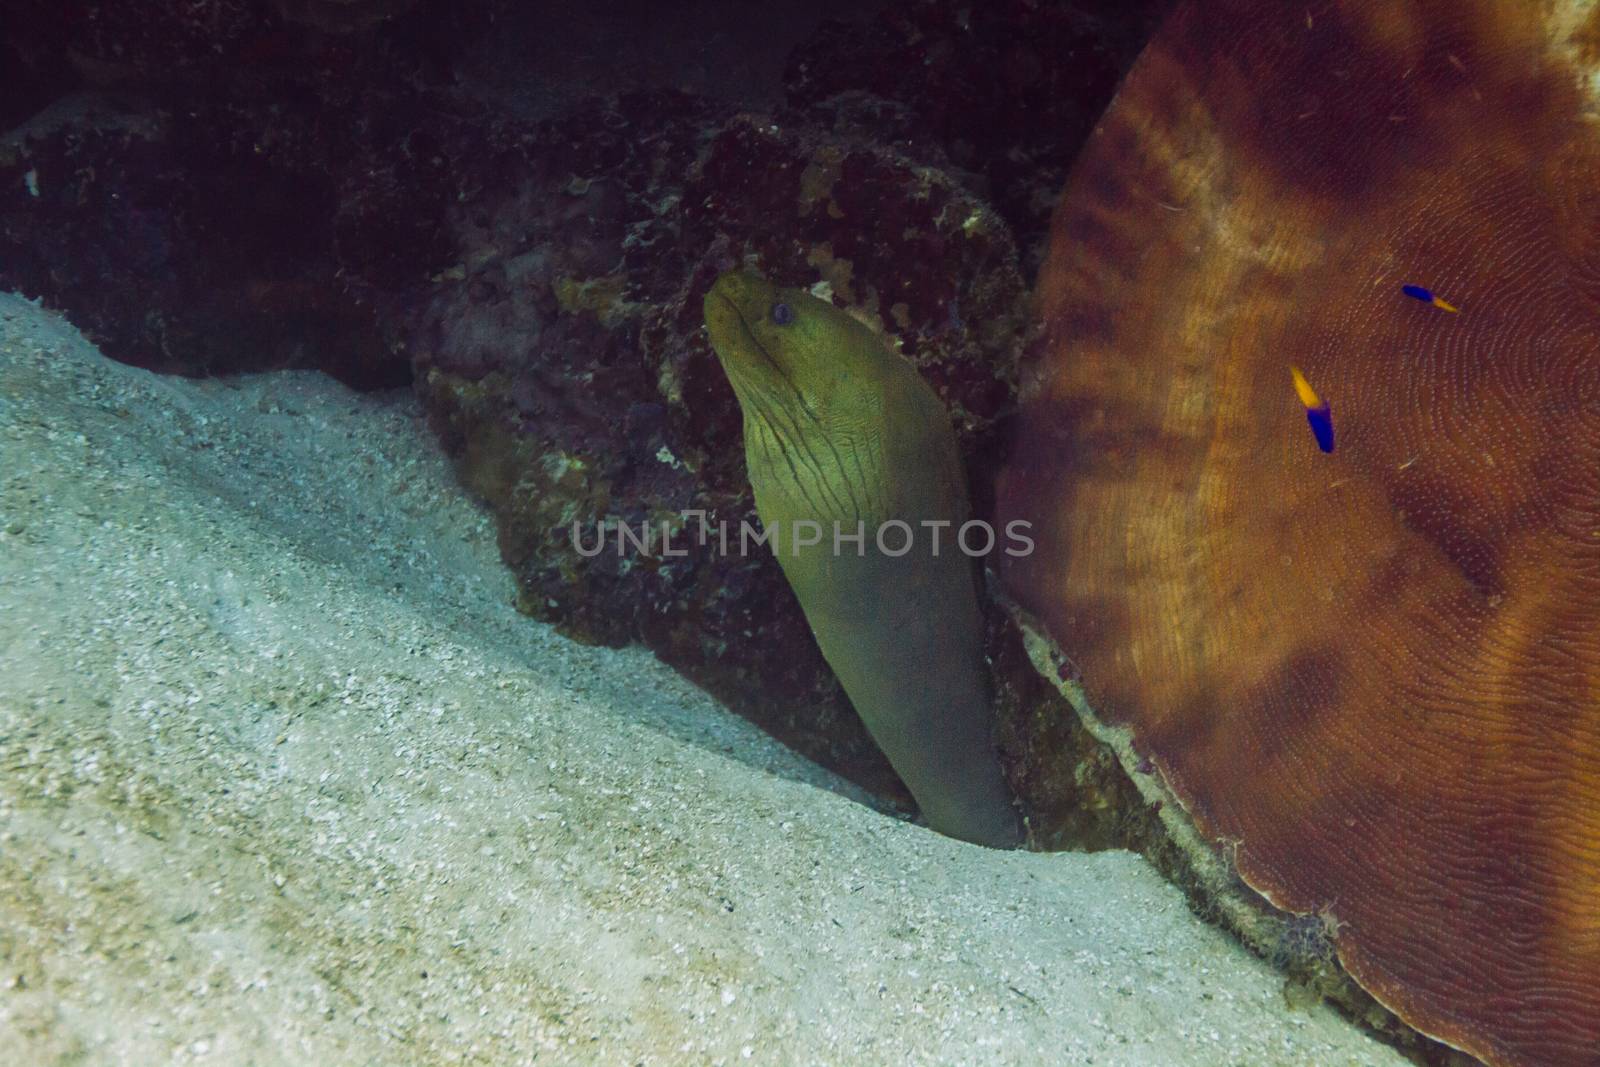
{"left": 704, "top": 271, "right": 1021, "bottom": 848}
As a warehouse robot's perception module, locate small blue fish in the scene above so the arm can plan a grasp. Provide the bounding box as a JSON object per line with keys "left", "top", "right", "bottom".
{"left": 1401, "top": 284, "right": 1458, "bottom": 313}
{"left": 1290, "top": 365, "right": 1335, "bottom": 453}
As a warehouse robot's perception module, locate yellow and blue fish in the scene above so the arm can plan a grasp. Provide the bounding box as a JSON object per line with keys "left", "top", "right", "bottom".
{"left": 1290, "top": 365, "right": 1334, "bottom": 453}
{"left": 1401, "top": 284, "right": 1458, "bottom": 313}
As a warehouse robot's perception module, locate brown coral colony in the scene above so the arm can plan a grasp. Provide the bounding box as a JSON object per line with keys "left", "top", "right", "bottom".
{"left": 1000, "top": 2, "right": 1600, "bottom": 1065}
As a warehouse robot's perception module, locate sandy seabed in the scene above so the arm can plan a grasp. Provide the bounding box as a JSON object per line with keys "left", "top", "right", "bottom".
{"left": 0, "top": 291, "right": 1407, "bottom": 1066}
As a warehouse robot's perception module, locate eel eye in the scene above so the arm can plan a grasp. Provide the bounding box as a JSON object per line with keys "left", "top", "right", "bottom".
{"left": 770, "top": 302, "right": 795, "bottom": 326}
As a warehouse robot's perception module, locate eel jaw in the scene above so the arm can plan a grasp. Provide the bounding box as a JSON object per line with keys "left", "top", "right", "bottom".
{"left": 711, "top": 290, "right": 791, "bottom": 385}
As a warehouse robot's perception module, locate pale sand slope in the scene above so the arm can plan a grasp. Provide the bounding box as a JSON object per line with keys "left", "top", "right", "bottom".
{"left": 0, "top": 291, "right": 1407, "bottom": 1067}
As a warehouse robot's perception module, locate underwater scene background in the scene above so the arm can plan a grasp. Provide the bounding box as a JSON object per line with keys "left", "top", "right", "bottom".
{"left": 2, "top": 2, "right": 1595, "bottom": 1065}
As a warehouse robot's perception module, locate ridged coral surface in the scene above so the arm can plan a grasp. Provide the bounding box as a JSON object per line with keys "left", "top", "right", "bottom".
{"left": 999, "top": 2, "right": 1600, "bottom": 1064}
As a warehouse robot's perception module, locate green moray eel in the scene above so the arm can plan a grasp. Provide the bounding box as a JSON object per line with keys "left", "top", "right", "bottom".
{"left": 704, "top": 271, "right": 1022, "bottom": 848}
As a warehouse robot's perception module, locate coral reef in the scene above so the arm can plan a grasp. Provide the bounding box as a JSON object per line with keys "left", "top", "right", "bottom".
{"left": 402, "top": 91, "right": 1032, "bottom": 799}
{"left": 0, "top": 97, "right": 394, "bottom": 385}
{"left": 1, "top": 0, "right": 1160, "bottom": 828}
{"left": 0, "top": 0, "right": 492, "bottom": 384}
{"left": 1000, "top": 1, "right": 1600, "bottom": 1063}
{"left": 783, "top": 0, "right": 1170, "bottom": 273}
